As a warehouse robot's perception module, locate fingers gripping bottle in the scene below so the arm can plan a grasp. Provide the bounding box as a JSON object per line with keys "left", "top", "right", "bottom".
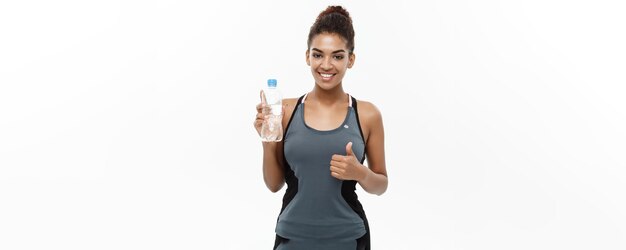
{"left": 261, "top": 79, "right": 283, "bottom": 142}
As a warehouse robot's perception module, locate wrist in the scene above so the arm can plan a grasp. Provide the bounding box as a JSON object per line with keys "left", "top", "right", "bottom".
{"left": 261, "top": 141, "right": 276, "bottom": 150}
{"left": 358, "top": 164, "right": 370, "bottom": 182}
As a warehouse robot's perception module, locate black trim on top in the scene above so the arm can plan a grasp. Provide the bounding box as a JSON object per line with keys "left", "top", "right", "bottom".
{"left": 341, "top": 180, "right": 371, "bottom": 250}
{"left": 274, "top": 95, "right": 305, "bottom": 249}
{"left": 277, "top": 94, "right": 305, "bottom": 215}
{"left": 345, "top": 95, "right": 371, "bottom": 249}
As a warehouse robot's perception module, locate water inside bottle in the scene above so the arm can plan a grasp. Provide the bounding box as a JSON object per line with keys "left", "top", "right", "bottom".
{"left": 261, "top": 114, "right": 283, "bottom": 142}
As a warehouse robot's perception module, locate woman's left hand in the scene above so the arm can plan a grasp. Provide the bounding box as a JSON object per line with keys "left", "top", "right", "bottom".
{"left": 330, "top": 142, "right": 368, "bottom": 181}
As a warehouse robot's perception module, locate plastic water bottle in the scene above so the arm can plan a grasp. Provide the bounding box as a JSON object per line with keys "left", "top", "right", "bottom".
{"left": 261, "top": 79, "right": 283, "bottom": 142}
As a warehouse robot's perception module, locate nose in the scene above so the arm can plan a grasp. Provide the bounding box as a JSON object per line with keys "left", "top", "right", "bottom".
{"left": 321, "top": 57, "right": 333, "bottom": 71}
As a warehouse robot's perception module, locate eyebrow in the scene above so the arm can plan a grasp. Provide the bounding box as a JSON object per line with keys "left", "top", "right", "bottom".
{"left": 312, "top": 48, "right": 346, "bottom": 54}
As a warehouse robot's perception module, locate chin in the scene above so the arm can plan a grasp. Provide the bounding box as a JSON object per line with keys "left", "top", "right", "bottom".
{"left": 316, "top": 81, "right": 340, "bottom": 90}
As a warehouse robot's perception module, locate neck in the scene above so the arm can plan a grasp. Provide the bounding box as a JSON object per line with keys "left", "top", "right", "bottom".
{"left": 309, "top": 84, "right": 347, "bottom": 106}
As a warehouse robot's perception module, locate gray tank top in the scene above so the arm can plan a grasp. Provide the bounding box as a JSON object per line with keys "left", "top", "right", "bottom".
{"left": 275, "top": 93, "right": 367, "bottom": 240}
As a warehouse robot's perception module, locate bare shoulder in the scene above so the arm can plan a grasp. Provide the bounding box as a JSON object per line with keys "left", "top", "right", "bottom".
{"left": 281, "top": 97, "right": 300, "bottom": 126}
{"left": 283, "top": 97, "right": 299, "bottom": 107}
{"left": 355, "top": 99, "right": 384, "bottom": 142}
{"left": 356, "top": 99, "right": 383, "bottom": 122}
{"left": 283, "top": 97, "right": 299, "bottom": 114}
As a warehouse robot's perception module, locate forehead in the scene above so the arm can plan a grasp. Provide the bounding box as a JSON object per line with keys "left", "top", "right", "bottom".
{"left": 310, "top": 33, "right": 348, "bottom": 52}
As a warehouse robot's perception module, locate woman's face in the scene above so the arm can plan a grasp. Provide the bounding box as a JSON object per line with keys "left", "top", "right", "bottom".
{"left": 306, "top": 32, "right": 355, "bottom": 91}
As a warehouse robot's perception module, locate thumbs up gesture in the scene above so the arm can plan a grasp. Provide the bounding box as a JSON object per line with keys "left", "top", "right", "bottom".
{"left": 330, "top": 142, "right": 367, "bottom": 181}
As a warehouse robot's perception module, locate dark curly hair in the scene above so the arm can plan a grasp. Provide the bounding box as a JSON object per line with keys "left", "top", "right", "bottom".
{"left": 307, "top": 5, "right": 355, "bottom": 54}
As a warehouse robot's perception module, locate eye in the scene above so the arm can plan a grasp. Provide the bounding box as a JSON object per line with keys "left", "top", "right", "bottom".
{"left": 334, "top": 55, "right": 344, "bottom": 60}
{"left": 313, "top": 54, "right": 322, "bottom": 58}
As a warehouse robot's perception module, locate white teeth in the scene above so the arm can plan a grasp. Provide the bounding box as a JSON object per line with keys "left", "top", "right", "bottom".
{"left": 320, "top": 73, "right": 334, "bottom": 78}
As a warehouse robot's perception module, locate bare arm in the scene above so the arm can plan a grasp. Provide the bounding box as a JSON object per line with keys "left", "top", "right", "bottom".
{"left": 255, "top": 96, "right": 297, "bottom": 193}
{"left": 357, "top": 102, "right": 388, "bottom": 195}
{"left": 261, "top": 141, "right": 285, "bottom": 192}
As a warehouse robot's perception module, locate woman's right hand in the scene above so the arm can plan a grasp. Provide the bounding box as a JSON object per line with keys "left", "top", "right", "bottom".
{"left": 254, "top": 90, "right": 269, "bottom": 137}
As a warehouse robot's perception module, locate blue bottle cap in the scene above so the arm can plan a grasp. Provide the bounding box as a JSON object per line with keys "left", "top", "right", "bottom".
{"left": 267, "top": 79, "right": 277, "bottom": 88}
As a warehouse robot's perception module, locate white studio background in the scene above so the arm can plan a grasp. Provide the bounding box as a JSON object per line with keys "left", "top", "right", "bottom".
{"left": 1, "top": 0, "right": 625, "bottom": 249}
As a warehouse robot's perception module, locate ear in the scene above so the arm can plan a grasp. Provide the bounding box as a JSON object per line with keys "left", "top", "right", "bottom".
{"left": 305, "top": 50, "right": 311, "bottom": 66}
{"left": 347, "top": 53, "right": 356, "bottom": 69}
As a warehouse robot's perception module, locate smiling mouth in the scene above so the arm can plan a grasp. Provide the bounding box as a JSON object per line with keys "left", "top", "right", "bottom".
{"left": 319, "top": 72, "right": 336, "bottom": 80}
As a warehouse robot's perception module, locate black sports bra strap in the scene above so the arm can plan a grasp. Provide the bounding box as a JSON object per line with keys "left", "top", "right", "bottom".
{"left": 296, "top": 94, "right": 305, "bottom": 105}
{"left": 283, "top": 94, "right": 306, "bottom": 138}
{"left": 350, "top": 95, "right": 367, "bottom": 163}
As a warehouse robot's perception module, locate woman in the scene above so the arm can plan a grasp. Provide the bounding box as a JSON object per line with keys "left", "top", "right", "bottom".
{"left": 254, "top": 6, "right": 388, "bottom": 250}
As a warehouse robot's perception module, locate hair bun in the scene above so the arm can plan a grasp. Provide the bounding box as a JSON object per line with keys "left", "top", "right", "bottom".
{"left": 319, "top": 5, "right": 352, "bottom": 23}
